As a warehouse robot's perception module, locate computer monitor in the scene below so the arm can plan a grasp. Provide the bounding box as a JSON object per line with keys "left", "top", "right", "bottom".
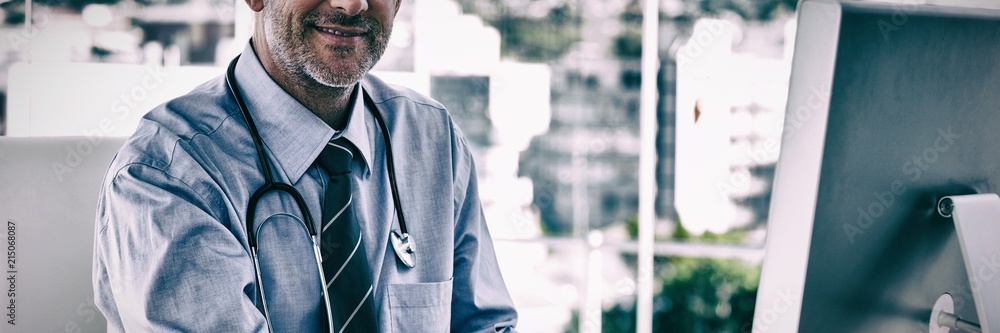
{"left": 754, "top": 0, "right": 1000, "bottom": 332}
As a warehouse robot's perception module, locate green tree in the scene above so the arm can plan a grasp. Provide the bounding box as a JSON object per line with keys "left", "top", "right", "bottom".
{"left": 455, "top": 0, "right": 581, "bottom": 62}
{"left": 692, "top": 0, "right": 798, "bottom": 21}
{"left": 566, "top": 257, "right": 759, "bottom": 333}
{"left": 592, "top": 221, "right": 758, "bottom": 333}
{"left": 34, "top": 0, "right": 119, "bottom": 11}
{"left": 613, "top": 0, "right": 799, "bottom": 59}
{"left": 613, "top": 0, "right": 643, "bottom": 59}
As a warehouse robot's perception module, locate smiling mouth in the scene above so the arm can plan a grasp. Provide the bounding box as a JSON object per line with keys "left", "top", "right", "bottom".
{"left": 314, "top": 26, "right": 366, "bottom": 37}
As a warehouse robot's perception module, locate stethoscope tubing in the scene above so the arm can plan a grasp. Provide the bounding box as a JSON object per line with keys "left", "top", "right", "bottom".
{"left": 227, "top": 56, "right": 335, "bottom": 332}
{"left": 225, "top": 54, "right": 413, "bottom": 331}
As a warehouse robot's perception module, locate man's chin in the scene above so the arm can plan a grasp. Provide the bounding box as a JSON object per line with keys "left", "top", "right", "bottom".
{"left": 311, "top": 72, "right": 365, "bottom": 88}
{"left": 303, "top": 53, "right": 377, "bottom": 87}
{"left": 313, "top": 59, "right": 369, "bottom": 80}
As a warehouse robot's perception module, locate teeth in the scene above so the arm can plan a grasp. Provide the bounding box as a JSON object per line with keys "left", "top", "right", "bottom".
{"left": 317, "top": 27, "right": 361, "bottom": 37}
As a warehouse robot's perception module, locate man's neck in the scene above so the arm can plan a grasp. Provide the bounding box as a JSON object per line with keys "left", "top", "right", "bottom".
{"left": 251, "top": 38, "right": 355, "bottom": 131}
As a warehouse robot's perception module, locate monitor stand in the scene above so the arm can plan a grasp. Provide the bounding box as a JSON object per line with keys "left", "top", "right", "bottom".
{"left": 932, "top": 194, "right": 1000, "bottom": 333}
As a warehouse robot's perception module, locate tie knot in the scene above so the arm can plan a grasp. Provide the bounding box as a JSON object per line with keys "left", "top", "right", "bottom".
{"left": 317, "top": 138, "right": 354, "bottom": 175}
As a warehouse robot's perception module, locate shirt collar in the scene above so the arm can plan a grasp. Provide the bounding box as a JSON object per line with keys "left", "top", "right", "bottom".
{"left": 234, "top": 41, "right": 373, "bottom": 182}
{"left": 333, "top": 82, "right": 374, "bottom": 177}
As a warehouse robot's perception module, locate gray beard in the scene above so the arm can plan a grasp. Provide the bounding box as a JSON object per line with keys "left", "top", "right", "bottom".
{"left": 262, "top": 8, "right": 391, "bottom": 89}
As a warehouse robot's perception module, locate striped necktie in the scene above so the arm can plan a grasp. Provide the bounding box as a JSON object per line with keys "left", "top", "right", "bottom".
{"left": 316, "top": 137, "right": 378, "bottom": 332}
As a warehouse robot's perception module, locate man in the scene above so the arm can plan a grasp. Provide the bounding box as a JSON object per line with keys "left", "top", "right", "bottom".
{"left": 92, "top": 0, "right": 518, "bottom": 331}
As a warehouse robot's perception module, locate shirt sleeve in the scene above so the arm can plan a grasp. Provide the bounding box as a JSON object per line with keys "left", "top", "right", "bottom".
{"left": 448, "top": 126, "right": 519, "bottom": 333}
{"left": 93, "top": 163, "right": 267, "bottom": 333}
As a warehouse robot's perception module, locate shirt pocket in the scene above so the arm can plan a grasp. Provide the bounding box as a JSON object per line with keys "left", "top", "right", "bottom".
{"left": 387, "top": 278, "right": 453, "bottom": 333}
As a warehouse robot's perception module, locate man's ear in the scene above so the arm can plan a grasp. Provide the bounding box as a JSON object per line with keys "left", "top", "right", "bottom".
{"left": 393, "top": 0, "right": 403, "bottom": 17}
{"left": 245, "top": 0, "right": 264, "bottom": 12}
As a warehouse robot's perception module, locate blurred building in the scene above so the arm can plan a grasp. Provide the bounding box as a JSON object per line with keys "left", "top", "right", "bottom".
{"left": 519, "top": 15, "right": 791, "bottom": 237}
{"left": 133, "top": 2, "right": 234, "bottom": 65}
{"left": 656, "top": 59, "right": 679, "bottom": 224}
{"left": 673, "top": 18, "right": 791, "bottom": 235}
{"left": 430, "top": 75, "right": 492, "bottom": 146}
{"left": 516, "top": 58, "right": 681, "bottom": 236}
{"left": 518, "top": 59, "right": 641, "bottom": 235}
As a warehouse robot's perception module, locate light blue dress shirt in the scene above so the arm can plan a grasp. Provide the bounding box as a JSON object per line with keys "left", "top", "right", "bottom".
{"left": 93, "top": 42, "right": 518, "bottom": 332}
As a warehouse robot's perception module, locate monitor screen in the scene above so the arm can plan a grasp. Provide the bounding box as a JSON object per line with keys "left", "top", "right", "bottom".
{"left": 754, "top": 0, "right": 1000, "bottom": 332}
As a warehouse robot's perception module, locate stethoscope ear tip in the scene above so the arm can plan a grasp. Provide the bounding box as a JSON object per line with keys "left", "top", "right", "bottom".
{"left": 390, "top": 229, "right": 416, "bottom": 268}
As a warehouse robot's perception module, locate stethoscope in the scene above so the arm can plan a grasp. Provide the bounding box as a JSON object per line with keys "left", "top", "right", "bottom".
{"left": 225, "top": 55, "right": 416, "bottom": 332}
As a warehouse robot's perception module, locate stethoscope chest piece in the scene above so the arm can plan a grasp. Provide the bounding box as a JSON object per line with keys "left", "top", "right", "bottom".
{"left": 390, "top": 229, "right": 416, "bottom": 268}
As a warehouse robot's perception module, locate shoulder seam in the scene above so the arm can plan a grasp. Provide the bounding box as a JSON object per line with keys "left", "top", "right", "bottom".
{"left": 99, "top": 160, "right": 219, "bottom": 232}
{"left": 374, "top": 95, "right": 448, "bottom": 113}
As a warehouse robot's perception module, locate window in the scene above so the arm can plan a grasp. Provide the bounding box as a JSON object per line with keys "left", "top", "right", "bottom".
{"left": 0, "top": 0, "right": 797, "bottom": 331}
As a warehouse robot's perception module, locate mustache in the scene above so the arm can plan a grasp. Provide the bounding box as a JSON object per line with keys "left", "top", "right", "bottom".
{"left": 306, "top": 12, "right": 378, "bottom": 31}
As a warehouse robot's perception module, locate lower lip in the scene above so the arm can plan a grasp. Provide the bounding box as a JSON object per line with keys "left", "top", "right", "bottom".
{"left": 313, "top": 27, "right": 365, "bottom": 45}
